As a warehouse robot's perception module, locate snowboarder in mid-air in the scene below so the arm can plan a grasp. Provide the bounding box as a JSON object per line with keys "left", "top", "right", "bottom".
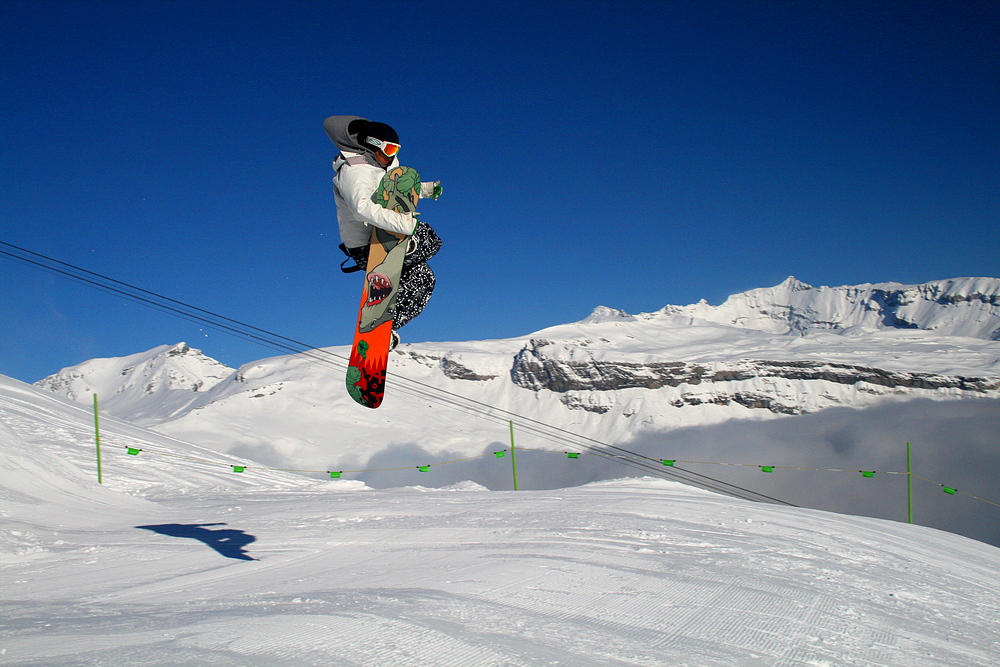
{"left": 325, "top": 115, "right": 442, "bottom": 408}
{"left": 324, "top": 115, "right": 442, "bottom": 351}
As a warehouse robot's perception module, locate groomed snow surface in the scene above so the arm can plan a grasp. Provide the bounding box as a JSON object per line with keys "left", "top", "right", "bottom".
{"left": 2, "top": 376, "right": 998, "bottom": 666}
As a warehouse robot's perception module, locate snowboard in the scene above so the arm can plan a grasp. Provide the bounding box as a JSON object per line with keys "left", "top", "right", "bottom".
{"left": 345, "top": 166, "right": 420, "bottom": 408}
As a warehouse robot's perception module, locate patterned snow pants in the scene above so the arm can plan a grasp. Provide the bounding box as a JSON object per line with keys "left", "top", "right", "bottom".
{"left": 347, "top": 222, "right": 442, "bottom": 330}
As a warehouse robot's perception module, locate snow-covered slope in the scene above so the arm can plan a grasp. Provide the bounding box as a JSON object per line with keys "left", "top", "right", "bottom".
{"left": 0, "top": 373, "right": 311, "bottom": 504}
{"left": 2, "top": 374, "right": 999, "bottom": 666}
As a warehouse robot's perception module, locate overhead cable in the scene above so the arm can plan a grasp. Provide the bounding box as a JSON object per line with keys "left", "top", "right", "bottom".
{"left": 1, "top": 240, "right": 795, "bottom": 505}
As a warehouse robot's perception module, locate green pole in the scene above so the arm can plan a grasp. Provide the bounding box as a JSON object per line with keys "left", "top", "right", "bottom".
{"left": 906, "top": 442, "right": 913, "bottom": 524}
{"left": 93, "top": 393, "right": 103, "bottom": 485}
{"left": 509, "top": 420, "right": 519, "bottom": 491}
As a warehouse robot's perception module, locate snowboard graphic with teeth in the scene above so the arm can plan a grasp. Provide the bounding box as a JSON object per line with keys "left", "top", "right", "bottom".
{"left": 346, "top": 166, "right": 419, "bottom": 408}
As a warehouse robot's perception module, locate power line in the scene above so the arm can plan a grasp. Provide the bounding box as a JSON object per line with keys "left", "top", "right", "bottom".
{"left": 0, "top": 241, "right": 344, "bottom": 367}
{"left": 1, "top": 240, "right": 795, "bottom": 505}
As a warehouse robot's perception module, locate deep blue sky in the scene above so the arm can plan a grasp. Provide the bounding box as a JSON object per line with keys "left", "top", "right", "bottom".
{"left": 2, "top": 0, "right": 998, "bottom": 382}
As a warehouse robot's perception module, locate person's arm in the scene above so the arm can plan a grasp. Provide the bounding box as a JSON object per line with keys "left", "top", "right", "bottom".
{"left": 339, "top": 166, "right": 419, "bottom": 236}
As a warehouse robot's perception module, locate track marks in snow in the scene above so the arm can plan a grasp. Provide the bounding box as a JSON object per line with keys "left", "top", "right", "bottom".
{"left": 3, "top": 467, "right": 999, "bottom": 665}
{"left": 179, "top": 613, "right": 517, "bottom": 667}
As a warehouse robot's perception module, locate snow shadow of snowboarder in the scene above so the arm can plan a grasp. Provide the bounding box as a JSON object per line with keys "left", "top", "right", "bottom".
{"left": 137, "top": 523, "right": 257, "bottom": 560}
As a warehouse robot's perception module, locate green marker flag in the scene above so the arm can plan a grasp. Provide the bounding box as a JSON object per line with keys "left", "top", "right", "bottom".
{"left": 567, "top": 452, "right": 580, "bottom": 459}
{"left": 760, "top": 466, "right": 774, "bottom": 473}
{"left": 861, "top": 471, "right": 875, "bottom": 478}
{"left": 127, "top": 448, "right": 141, "bottom": 456}
{"left": 661, "top": 459, "right": 675, "bottom": 466}
{"left": 232, "top": 465, "right": 245, "bottom": 473}
{"left": 494, "top": 450, "right": 506, "bottom": 458}
{"left": 329, "top": 471, "right": 342, "bottom": 479}
{"left": 417, "top": 465, "right": 430, "bottom": 472}
{"left": 942, "top": 486, "right": 957, "bottom": 495}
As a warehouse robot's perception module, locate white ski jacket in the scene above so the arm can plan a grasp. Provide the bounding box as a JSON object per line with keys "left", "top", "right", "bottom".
{"left": 332, "top": 151, "right": 418, "bottom": 248}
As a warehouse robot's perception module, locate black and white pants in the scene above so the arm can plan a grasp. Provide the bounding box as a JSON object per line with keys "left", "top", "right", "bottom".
{"left": 347, "top": 222, "right": 442, "bottom": 330}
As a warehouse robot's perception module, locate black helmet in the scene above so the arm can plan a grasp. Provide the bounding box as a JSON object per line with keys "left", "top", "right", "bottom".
{"left": 357, "top": 121, "right": 400, "bottom": 153}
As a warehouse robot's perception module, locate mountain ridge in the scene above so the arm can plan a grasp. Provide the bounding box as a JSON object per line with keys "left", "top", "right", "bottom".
{"left": 35, "top": 342, "right": 234, "bottom": 426}
{"left": 32, "top": 276, "right": 1000, "bottom": 469}
{"left": 589, "top": 275, "right": 1000, "bottom": 339}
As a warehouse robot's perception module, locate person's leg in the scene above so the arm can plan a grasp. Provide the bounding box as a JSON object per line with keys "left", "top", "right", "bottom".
{"left": 392, "top": 261, "right": 436, "bottom": 330}
{"left": 392, "top": 222, "right": 442, "bottom": 330}
{"left": 403, "top": 222, "right": 442, "bottom": 266}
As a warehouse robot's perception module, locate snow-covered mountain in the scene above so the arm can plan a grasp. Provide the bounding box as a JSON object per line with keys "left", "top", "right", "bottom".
{"left": 2, "top": 373, "right": 999, "bottom": 666}
{"left": 659, "top": 276, "right": 1000, "bottom": 338}
{"left": 25, "top": 276, "right": 996, "bottom": 508}
{"left": 35, "top": 342, "right": 234, "bottom": 425}
{"left": 26, "top": 275, "right": 1000, "bottom": 548}
{"left": 35, "top": 276, "right": 1000, "bottom": 431}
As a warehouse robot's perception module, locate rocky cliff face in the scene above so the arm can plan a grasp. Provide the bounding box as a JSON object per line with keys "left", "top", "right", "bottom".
{"left": 511, "top": 339, "right": 999, "bottom": 393}
{"left": 508, "top": 338, "right": 1000, "bottom": 414}
{"left": 490, "top": 276, "right": 1000, "bottom": 417}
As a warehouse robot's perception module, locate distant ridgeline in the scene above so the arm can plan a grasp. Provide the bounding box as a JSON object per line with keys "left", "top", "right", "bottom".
{"left": 33, "top": 277, "right": 1000, "bottom": 431}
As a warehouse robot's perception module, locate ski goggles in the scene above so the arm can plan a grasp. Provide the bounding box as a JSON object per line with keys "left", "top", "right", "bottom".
{"left": 364, "top": 137, "right": 401, "bottom": 157}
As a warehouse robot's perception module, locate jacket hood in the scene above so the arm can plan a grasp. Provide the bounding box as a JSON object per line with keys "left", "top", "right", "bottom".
{"left": 323, "top": 115, "right": 369, "bottom": 153}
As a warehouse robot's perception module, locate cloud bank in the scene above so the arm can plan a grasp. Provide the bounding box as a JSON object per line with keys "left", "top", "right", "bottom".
{"left": 348, "top": 398, "right": 1000, "bottom": 547}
